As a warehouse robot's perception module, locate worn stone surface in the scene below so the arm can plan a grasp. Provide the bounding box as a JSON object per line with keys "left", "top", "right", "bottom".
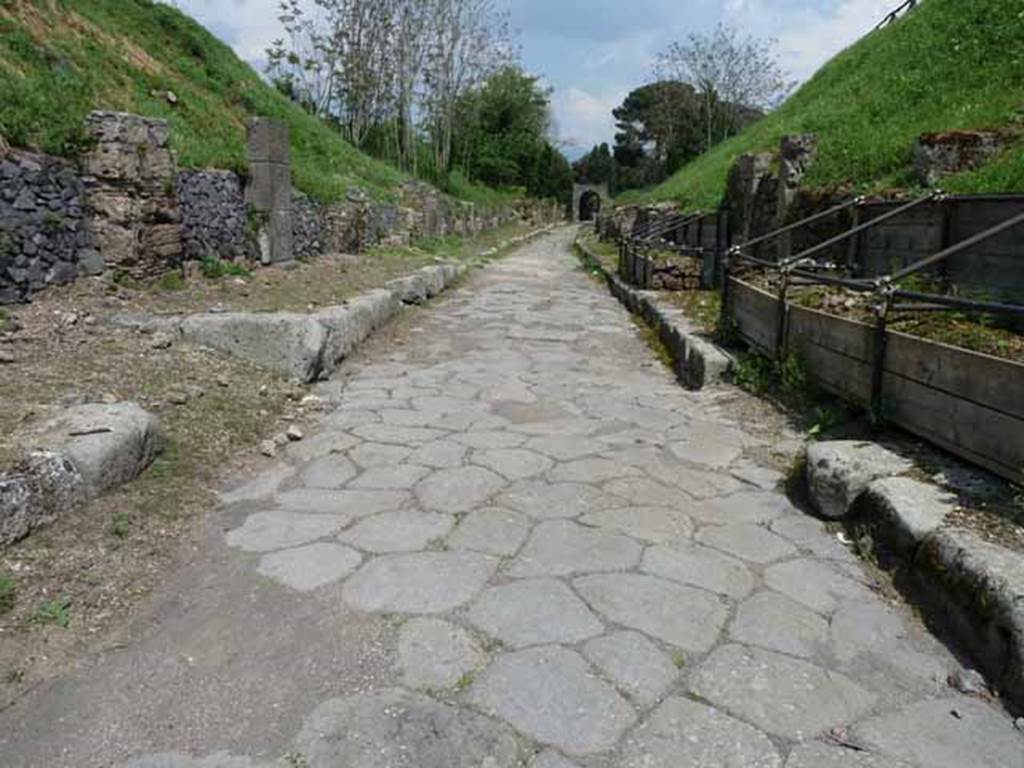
{"left": 467, "top": 645, "right": 637, "bottom": 756}
{"left": 416, "top": 466, "right": 506, "bottom": 512}
{"left": 338, "top": 510, "right": 453, "bottom": 553}
{"left": 784, "top": 743, "right": 915, "bottom": 767}
{"left": 397, "top": 618, "right": 487, "bottom": 690}
{"left": 582, "top": 631, "right": 678, "bottom": 706}
{"left": 298, "top": 688, "right": 525, "bottom": 767}
{"left": 642, "top": 542, "right": 754, "bottom": 598}
{"left": 697, "top": 523, "right": 797, "bottom": 564}
{"left": 446, "top": 507, "right": 531, "bottom": 556}
{"left": 764, "top": 558, "right": 875, "bottom": 615}
{"left": 257, "top": 543, "right": 362, "bottom": 591}
{"left": 499, "top": 481, "right": 612, "bottom": 519}
{"left": 579, "top": 505, "right": 693, "bottom": 543}
{"left": 508, "top": 520, "right": 642, "bottom": 577}
{"left": 342, "top": 552, "right": 497, "bottom": 613}
{"left": 729, "top": 591, "right": 830, "bottom": 659}
{"left": 226, "top": 511, "right": 351, "bottom": 553}
{"left": 857, "top": 476, "right": 953, "bottom": 555}
{"left": 690, "top": 644, "right": 877, "bottom": 740}
{"left": 575, "top": 573, "right": 728, "bottom": 651}
{"left": 469, "top": 578, "right": 603, "bottom": 648}
{"left": 0, "top": 450, "right": 86, "bottom": 546}
{"left": 806, "top": 441, "right": 912, "bottom": 519}
{"left": 618, "top": 697, "right": 781, "bottom": 768}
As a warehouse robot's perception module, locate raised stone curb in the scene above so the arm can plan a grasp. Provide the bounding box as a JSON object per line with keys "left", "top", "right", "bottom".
{"left": 803, "top": 439, "right": 1024, "bottom": 708}
{"left": 574, "top": 235, "right": 731, "bottom": 390}
{"left": 1, "top": 402, "right": 163, "bottom": 546}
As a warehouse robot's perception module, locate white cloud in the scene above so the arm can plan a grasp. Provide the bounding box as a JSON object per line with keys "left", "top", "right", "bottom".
{"left": 166, "top": 0, "right": 289, "bottom": 65}
{"left": 725, "top": 0, "right": 897, "bottom": 82}
{"left": 553, "top": 86, "right": 624, "bottom": 153}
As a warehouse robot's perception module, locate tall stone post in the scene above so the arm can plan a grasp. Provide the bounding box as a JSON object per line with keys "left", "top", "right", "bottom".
{"left": 246, "top": 118, "right": 293, "bottom": 264}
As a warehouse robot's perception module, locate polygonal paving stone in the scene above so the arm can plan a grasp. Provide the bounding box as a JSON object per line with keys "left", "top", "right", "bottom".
{"left": 668, "top": 437, "right": 743, "bottom": 469}
{"left": 352, "top": 424, "right": 447, "bottom": 445}
{"left": 297, "top": 688, "right": 525, "bottom": 768}
{"left": 850, "top": 697, "right": 1024, "bottom": 768}
{"left": 380, "top": 408, "right": 445, "bottom": 427}
{"left": 574, "top": 573, "right": 728, "bottom": 652}
{"left": 466, "top": 645, "right": 637, "bottom": 756}
{"left": 226, "top": 512, "right": 350, "bottom": 553}
{"left": 499, "top": 481, "right": 614, "bottom": 520}
{"left": 579, "top": 506, "right": 694, "bottom": 544}
{"left": 342, "top": 551, "right": 498, "bottom": 614}
{"left": 285, "top": 430, "right": 361, "bottom": 462}
{"left": 549, "top": 458, "right": 641, "bottom": 483}
{"left": 300, "top": 454, "right": 359, "bottom": 489}
{"left": 348, "top": 464, "right": 431, "bottom": 490}
{"left": 409, "top": 439, "right": 468, "bottom": 468}
{"left": 523, "top": 435, "right": 598, "bottom": 461}
{"left": 123, "top": 754, "right": 271, "bottom": 768}
{"left": 770, "top": 516, "right": 860, "bottom": 562}
{"left": 618, "top": 697, "right": 781, "bottom": 768}
{"left": 582, "top": 631, "right": 678, "bottom": 706}
{"left": 648, "top": 464, "right": 745, "bottom": 499}
{"left": 469, "top": 578, "right": 603, "bottom": 648}
{"left": 764, "top": 559, "right": 875, "bottom": 615}
{"left": 604, "top": 477, "right": 683, "bottom": 508}
{"left": 416, "top": 466, "right": 507, "bottom": 513}
{"left": 785, "top": 742, "right": 915, "bottom": 768}
{"left": 397, "top": 617, "right": 487, "bottom": 690}
{"left": 348, "top": 442, "right": 413, "bottom": 469}
{"left": 697, "top": 523, "right": 797, "bottom": 564}
{"left": 472, "top": 449, "right": 554, "bottom": 480}
{"left": 275, "top": 488, "right": 409, "bottom": 517}
{"left": 257, "top": 542, "right": 362, "bottom": 591}
{"left": 529, "top": 751, "right": 582, "bottom": 768}
{"left": 508, "top": 520, "right": 642, "bottom": 577}
{"left": 339, "top": 510, "right": 454, "bottom": 553}
{"left": 642, "top": 542, "right": 755, "bottom": 599}
{"left": 447, "top": 507, "right": 532, "bottom": 556}
{"left": 689, "top": 491, "right": 797, "bottom": 526}
{"left": 218, "top": 463, "right": 296, "bottom": 505}
{"left": 689, "top": 644, "right": 877, "bottom": 741}
{"left": 452, "top": 431, "right": 528, "bottom": 449}
{"left": 413, "top": 395, "right": 481, "bottom": 415}
{"left": 729, "top": 591, "right": 829, "bottom": 659}
{"left": 731, "top": 462, "right": 785, "bottom": 491}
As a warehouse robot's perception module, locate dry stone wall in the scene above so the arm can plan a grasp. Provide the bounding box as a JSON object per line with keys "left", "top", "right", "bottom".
{"left": 177, "top": 169, "right": 253, "bottom": 263}
{"left": 0, "top": 150, "right": 99, "bottom": 303}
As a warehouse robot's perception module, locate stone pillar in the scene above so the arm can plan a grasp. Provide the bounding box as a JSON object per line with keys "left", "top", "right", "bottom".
{"left": 246, "top": 118, "right": 292, "bottom": 264}
{"left": 81, "top": 111, "right": 182, "bottom": 279}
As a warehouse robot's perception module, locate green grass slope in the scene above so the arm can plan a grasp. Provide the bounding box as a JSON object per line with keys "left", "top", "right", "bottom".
{"left": 0, "top": 0, "right": 506, "bottom": 205}
{"left": 636, "top": 0, "right": 1024, "bottom": 208}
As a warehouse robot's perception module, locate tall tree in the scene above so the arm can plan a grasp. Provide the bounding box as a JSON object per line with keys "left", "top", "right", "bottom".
{"left": 655, "top": 23, "right": 790, "bottom": 151}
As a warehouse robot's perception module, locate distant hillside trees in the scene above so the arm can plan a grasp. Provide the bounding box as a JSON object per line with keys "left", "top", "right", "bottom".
{"left": 575, "top": 24, "right": 787, "bottom": 194}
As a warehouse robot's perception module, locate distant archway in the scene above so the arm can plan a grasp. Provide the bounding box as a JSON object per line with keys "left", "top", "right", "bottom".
{"left": 572, "top": 183, "right": 610, "bottom": 223}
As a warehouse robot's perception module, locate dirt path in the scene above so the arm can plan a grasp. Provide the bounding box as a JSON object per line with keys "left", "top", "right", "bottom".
{"left": 1, "top": 229, "right": 1021, "bottom": 768}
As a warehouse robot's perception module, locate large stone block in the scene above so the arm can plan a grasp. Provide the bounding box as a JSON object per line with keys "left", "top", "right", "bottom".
{"left": 247, "top": 119, "right": 290, "bottom": 165}
{"left": 0, "top": 451, "right": 86, "bottom": 547}
{"left": 181, "top": 311, "right": 327, "bottom": 382}
{"left": 806, "top": 441, "right": 913, "bottom": 519}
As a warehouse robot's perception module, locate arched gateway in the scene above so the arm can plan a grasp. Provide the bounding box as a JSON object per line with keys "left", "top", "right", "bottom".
{"left": 572, "top": 183, "right": 610, "bottom": 222}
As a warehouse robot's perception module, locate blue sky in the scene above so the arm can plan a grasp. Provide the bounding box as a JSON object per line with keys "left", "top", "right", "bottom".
{"left": 169, "top": 0, "right": 896, "bottom": 158}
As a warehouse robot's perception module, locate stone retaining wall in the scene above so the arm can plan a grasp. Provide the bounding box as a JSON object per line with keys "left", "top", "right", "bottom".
{"left": 177, "top": 169, "right": 253, "bottom": 263}
{"left": 0, "top": 150, "right": 99, "bottom": 303}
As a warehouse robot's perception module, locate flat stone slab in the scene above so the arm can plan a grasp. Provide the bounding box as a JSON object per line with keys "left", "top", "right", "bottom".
{"left": 508, "top": 520, "right": 642, "bottom": 577}
{"left": 850, "top": 697, "right": 1024, "bottom": 768}
{"left": 469, "top": 578, "right": 603, "bottom": 648}
{"left": 618, "top": 697, "right": 781, "bottom": 768}
{"left": 347, "top": 442, "right": 412, "bottom": 469}
{"left": 217, "top": 462, "right": 295, "bottom": 506}
{"left": 529, "top": 751, "right": 582, "bottom": 768}
{"left": 580, "top": 505, "right": 693, "bottom": 544}
{"left": 352, "top": 424, "right": 447, "bottom": 445}
{"left": 498, "top": 481, "right": 613, "bottom": 519}
{"left": 604, "top": 477, "right": 682, "bottom": 507}
{"left": 697, "top": 523, "right": 797, "bottom": 564}
{"left": 574, "top": 573, "right": 728, "bottom": 652}
{"left": 642, "top": 542, "right": 754, "bottom": 598}
{"left": 338, "top": 510, "right": 454, "bottom": 553}
{"left": 416, "top": 466, "right": 506, "bottom": 513}
{"left": 398, "top": 617, "right": 487, "bottom": 690}
{"left": 348, "top": 464, "right": 431, "bottom": 491}
{"left": 298, "top": 688, "right": 525, "bottom": 767}
{"left": 582, "top": 630, "right": 679, "bottom": 706}
{"left": 446, "top": 507, "right": 531, "bottom": 556}
{"left": 453, "top": 431, "right": 528, "bottom": 449}
{"left": 764, "top": 558, "right": 875, "bottom": 615}
{"left": 257, "top": 542, "right": 362, "bottom": 591}
{"left": 226, "top": 511, "right": 350, "bottom": 553}
{"left": 524, "top": 435, "right": 598, "bottom": 461}
{"left": 690, "top": 644, "right": 877, "bottom": 740}
{"left": 729, "top": 591, "right": 830, "bottom": 659}
{"left": 467, "top": 645, "right": 637, "bottom": 756}
{"left": 549, "top": 458, "right": 640, "bottom": 483}
{"left": 409, "top": 439, "right": 468, "bottom": 468}
{"left": 276, "top": 488, "right": 409, "bottom": 517}
{"left": 689, "top": 491, "right": 796, "bottom": 526}
{"left": 123, "top": 753, "right": 270, "bottom": 768}
{"left": 342, "top": 551, "right": 497, "bottom": 614}
{"left": 300, "top": 454, "right": 358, "bottom": 489}
{"left": 785, "top": 743, "right": 915, "bottom": 767}
{"left": 472, "top": 449, "right": 554, "bottom": 480}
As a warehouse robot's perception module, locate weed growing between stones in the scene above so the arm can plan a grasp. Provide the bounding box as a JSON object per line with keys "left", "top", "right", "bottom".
{"left": 631, "top": 316, "right": 675, "bottom": 371}
{"left": 455, "top": 672, "right": 475, "bottom": 691}
{"left": 153, "top": 271, "right": 187, "bottom": 291}
{"left": 0, "top": 573, "right": 15, "bottom": 614}
{"left": 199, "top": 255, "right": 252, "bottom": 279}
{"left": 32, "top": 596, "right": 71, "bottom": 629}
{"left": 110, "top": 512, "right": 131, "bottom": 540}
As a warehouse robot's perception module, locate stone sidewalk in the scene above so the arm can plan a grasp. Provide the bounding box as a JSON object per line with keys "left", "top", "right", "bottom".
{"left": 2, "top": 229, "right": 1022, "bottom": 767}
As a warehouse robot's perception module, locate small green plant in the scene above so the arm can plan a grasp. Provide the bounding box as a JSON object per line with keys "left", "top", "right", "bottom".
{"left": 154, "top": 271, "right": 186, "bottom": 291}
{"left": 110, "top": 512, "right": 131, "bottom": 540}
{"left": 5, "top": 667, "right": 25, "bottom": 685}
{"left": 0, "top": 573, "right": 16, "bottom": 614}
{"left": 455, "top": 672, "right": 475, "bottom": 691}
{"left": 199, "top": 255, "right": 251, "bottom": 279}
{"left": 32, "top": 596, "right": 71, "bottom": 628}
{"left": 779, "top": 353, "right": 811, "bottom": 401}
{"left": 282, "top": 754, "right": 308, "bottom": 768}
{"left": 0, "top": 308, "right": 10, "bottom": 335}
{"left": 731, "top": 352, "right": 774, "bottom": 394}
{"left": 672, "top": 651, "right": 686, "bottom": 669}
{"left": 41, "top": 211, "right": 65, "bottom": 232}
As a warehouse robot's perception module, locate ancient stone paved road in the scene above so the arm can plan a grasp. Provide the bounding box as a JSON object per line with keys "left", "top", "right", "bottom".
{"left": 3, "top": 229, "right": 1023, "bottom": 768}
